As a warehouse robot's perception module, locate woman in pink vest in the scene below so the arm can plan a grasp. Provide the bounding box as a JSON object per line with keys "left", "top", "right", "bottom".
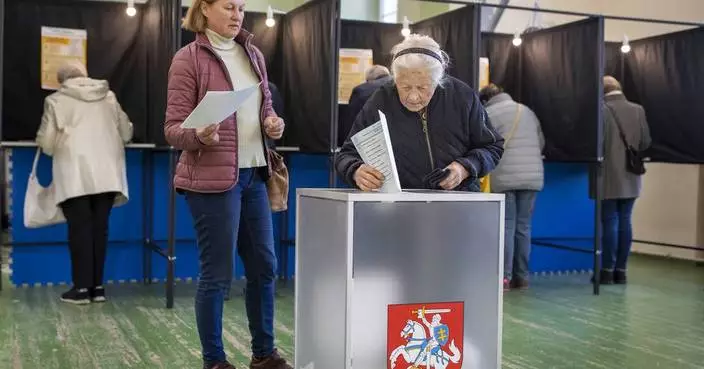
{"left": 164, "top": 1, "right": 290, "bottom": 368}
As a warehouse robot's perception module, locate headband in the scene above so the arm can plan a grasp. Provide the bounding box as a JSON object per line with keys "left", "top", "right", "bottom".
{"left": 393, "top": 47, "right": 443, "bottom": 63}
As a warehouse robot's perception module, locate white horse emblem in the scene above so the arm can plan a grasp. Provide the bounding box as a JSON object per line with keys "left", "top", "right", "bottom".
{"left": 389, "top": 319, "right": 462, "bottom": 369}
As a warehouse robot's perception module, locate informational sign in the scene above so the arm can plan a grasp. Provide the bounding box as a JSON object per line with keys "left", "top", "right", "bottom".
{"left": 387, "top": 301, "right": 465, "bottom": 369}
{"left": 41, "top": 26, "right": 87, "bottom": 90}
{"left": 338, "top": 48, "right": 373, "bottom": 104}
{"left": 479, "top": 57, "right": 490, "bottom": 89}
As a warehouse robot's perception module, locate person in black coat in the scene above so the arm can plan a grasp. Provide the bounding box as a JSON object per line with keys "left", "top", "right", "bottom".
{"left": 340, "top": 66, "right": 392, "bottom": 143}
{"left": 335, "top": 34, "right": 504, "bottom": 192}
{"left": 268, "top": 81, "right": 285, "bottom": 121}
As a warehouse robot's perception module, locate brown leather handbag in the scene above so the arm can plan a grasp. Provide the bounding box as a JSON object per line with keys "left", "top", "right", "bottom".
{"left": 267, "top": 149, "right": 289, "bottom": 212}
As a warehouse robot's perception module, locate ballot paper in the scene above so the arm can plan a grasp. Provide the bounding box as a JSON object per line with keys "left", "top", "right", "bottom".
{"left": 350, "top": 110, "right": 402, "bottom": 193}
{"left": 180, "top": 83, "right": 261, "bottom": 129}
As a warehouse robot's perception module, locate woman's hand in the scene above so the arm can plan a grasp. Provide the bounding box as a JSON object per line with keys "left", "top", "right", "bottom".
{"left": 439, "top": 161, "right": 470, "bottom": 190}
{"left": 264, "top": 116, "right": 285, "bottom": 139}
{"left": 196, "top": 124, "right": 220, "bottom": 145}
{"left": 354, "top": 164, "right": 385, "bottom": 191}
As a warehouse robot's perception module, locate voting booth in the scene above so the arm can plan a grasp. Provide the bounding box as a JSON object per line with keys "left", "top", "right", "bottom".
{"left": 295, "top": 189, "right": 504, "bottom": 369}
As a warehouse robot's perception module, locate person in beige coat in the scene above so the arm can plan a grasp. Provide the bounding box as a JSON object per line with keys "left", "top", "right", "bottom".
{"left": 36, "top": 61, "right": 133, "bottom": 305}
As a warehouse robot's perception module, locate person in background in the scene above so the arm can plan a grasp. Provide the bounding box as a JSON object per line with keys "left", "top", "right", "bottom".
{"left": 36, "top": 61, "right": 133, "bottom": 304}
{"left": 479, "top": 83, "right": 544, "bottom": 291}
{"left": 599, "top": 76, "right": 651, "bottom": 285}
{"left": 336, "top": 34, "right": 503, "bottom": 192}
{"left": 339, "top": 65, "right": 392, "bottom": 145}
{"left": 165, "top": 0, "right": 290, "bottom": 368}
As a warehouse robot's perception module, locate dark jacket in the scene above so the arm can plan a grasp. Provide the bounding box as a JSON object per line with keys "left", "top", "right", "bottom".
{"left": 602, "top": 92, "right": 651, "bottom": 199}
{"left": 340, "top": 75, "right": 393, "bottom": 145}
{"left": 268, "top": 81, "right": 285, "bottom": 120}
{"left": 336, "top": 76, "right": 504, "bottom": 192}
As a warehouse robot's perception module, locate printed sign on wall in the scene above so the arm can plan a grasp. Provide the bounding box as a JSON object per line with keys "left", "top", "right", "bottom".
{"left": 338, "top": 48, "right": 373, "bottom": 104}
{"left": 387, "top": 301, "right": 464, "bottom": 369}
{"left": 479, "top": 57, "right": 490, "bottom": 89}
{"left": 41, "top": 26, "right": 87, "bottom": 90}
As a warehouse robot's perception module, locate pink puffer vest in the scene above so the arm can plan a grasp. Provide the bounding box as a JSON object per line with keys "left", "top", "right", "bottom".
{"left": 164, "top": 29, "right": 276, "bottom": 193}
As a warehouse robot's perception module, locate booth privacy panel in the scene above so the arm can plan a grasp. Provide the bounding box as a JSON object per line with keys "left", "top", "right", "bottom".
{"left": 521, "top": 18, "right": 603, "bottom": 162}
{"left": 280, "top": 0, "right": 338, "bottom": 153}
{"left": 339, "top": 20, "right": 404, "bottom": 68}
{"left": 2, "top": 0, "right": 150, "bottom": 142}
{"left": 480, "top": 32, "right": 520, "bottom": 100}
{"left": 413, "top": 4, "right": 479, "bottom": 88}
{"left": 604, "top": 42, "right": 624, "bottom": 82}
{"left": 624, "top": 27, "right": 704, "bottom": 163}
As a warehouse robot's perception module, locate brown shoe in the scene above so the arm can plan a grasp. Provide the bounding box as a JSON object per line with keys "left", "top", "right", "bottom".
{"left": 250, "top": 349, "right": 292, "bottom": 369}
{"left": 205, "top": 361, "right": 236, "bottom": 369}
{"left": 511, "top": 277, "right": 529, "bottom": 290}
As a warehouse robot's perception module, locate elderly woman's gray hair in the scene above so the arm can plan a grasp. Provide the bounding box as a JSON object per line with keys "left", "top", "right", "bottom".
{"left": 56, "top": 61, "right": 87, "bottom": 84}
{"left": 603, "top": 75, "right": 622, "bottom": 95}
{"left": 365, "top": 65, "right": 390, "bottom": 82}
{"left": 390, "top": 34, "right": 450, "bottom": 87}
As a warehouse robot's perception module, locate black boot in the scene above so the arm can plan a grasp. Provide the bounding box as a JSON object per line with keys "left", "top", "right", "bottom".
{"left": 614, "top": 270, "right": 627, "bottom": 284}
{"left": 591, "top": 270, "right": 614, "bottom": 285}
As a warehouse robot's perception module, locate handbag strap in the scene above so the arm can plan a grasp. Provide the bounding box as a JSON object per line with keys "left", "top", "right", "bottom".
{"left": 31, "top": 148, "right": 42, "bottom": 176}
{"left": 503, "top": 104, "right": 523, "bottom": 148}
{"left": 605, "top": 104, "right": 631, "bottom": 149}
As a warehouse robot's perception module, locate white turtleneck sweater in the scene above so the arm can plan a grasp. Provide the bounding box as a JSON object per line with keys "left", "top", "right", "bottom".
{"left": 206, "top": 29, "right": 266, "bottom": 168}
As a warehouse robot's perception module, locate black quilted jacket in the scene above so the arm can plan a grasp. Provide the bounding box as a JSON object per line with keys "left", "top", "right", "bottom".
{"left": 336, "top": 76, "right": 504, "bottom": 192}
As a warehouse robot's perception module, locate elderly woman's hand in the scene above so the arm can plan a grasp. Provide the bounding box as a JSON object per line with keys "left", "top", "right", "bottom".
{"left": 354, "top": 164, "right": 385, "bottom": 191}
{"left": 196, "top": 124, "right": 220, "bottom": 145}
{"left": 439, "top": 161, "right": 470, "bottom": 190}
{"left": 264, "top": 116, "right": 285, "bottom": 139}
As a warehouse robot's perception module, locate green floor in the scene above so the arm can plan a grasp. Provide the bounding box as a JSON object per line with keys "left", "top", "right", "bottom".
{"left": 1, "top": 254, "right": 703, "bottom": 369}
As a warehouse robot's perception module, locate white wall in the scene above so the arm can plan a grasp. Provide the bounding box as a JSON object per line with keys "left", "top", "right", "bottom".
{"left": 181, "top": 0, "right": 306, "bottom": 12}
{"left": 490, "top": 0, "right": 701, "bottom": 40}
{"left": 341, "top": 0, "right": 379, "bottom": 21}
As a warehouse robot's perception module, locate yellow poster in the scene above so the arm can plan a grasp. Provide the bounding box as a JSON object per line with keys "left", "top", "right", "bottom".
{"left": 338, "top": 49, "right": 373, "bottom": 104}
{"left": 41, "top": 26, "right": 87, "bottom": 90}
{"left": 479, "top": 57, "right": 490, "bottom": 89}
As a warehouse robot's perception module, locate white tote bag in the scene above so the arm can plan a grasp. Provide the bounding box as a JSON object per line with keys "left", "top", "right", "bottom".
{"left": 23, "top": 148, "right": 65, "bottom": 228}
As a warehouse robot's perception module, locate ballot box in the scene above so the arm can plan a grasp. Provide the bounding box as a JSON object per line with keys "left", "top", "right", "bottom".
{"left": 294, "top": 189, "right": 505, "bottom": 369}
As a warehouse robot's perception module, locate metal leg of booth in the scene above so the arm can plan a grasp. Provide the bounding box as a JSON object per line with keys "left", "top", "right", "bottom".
{"left": 592, "top": 162, "right": 603, "bottom": 296}
{"left": 0, "top": 148, "right": 6, "bottom": 292}
{"left": 278, "top": 208, "right": 289, "bottom": 285}
{"left": 166, "top": 148, "right": 177, "bottom": 309}
{"left": 142, "top": 149, "right": 153, "bottom": 286}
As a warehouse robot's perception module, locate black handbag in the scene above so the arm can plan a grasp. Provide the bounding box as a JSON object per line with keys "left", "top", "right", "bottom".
{"left": 606, "top": 105, "right": 646, "bottom": 175}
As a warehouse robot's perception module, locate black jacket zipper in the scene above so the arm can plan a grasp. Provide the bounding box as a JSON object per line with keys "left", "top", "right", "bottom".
{"left": 420, "top": 109, "right": 435, "bottom": 170}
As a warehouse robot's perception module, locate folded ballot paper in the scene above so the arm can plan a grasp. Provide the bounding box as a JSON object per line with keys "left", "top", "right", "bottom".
{"left": 180, "top": 83, "right": 261, "bottom": 129}
{"left": 350, "top": 110, "right": 402, "bottom": 193}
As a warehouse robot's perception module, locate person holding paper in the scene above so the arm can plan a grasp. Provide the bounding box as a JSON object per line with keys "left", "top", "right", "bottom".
{"left": 164, "top": 1, "right": 290, "bottom": 369}
{"left": 336, "top": 34, "right": 504, "bottom": 192}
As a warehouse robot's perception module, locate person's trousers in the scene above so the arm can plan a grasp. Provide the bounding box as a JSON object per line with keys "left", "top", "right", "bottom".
{"left": 601, "top": 198, "right": 636, "bottom": 271}
{"left": 59, "top": 192, "right": 116, "bottom": 289}
{"left": 504, "top": 190, "right": 537, "bottom": 281}
{"left": 185, "top": 168, "right": 277, "bottom": 366}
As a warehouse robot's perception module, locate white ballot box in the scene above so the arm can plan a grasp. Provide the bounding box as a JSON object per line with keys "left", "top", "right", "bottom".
{"left": 295, "top": 189, "right": 505, "bottom": 369}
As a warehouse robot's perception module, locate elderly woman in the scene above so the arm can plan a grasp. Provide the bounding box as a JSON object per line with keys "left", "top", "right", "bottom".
{"left": 599, "top": 76, "right": 651, "bottom": 285}
{"left": 36, "top": 61, "right": 133, "bottom": 305}
{"left": 164, "top": 1, "right": 289, "bottom": 369}
{"left": 479, "top": 83, "right": 544, "bottom": 291}
{"left": 336, "top": 34, "right": 504, "bottom": 192}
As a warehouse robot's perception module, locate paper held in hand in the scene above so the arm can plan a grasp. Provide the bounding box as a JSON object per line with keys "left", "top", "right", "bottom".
{"left": 350, "top": 110, "right": 402, "bottom": 193}
{"left": 180, "top": 83, "right": 261, "bottom": 129}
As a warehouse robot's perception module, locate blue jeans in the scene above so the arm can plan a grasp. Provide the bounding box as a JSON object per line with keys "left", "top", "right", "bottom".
{"left": 504, "top": 190, "right": 537, "bottom": 280}
{"left": 185, "top": 168, "right": 277, "bottom": 365}
{"left": 601, "top": 198, "right": 636, "bottom": 271}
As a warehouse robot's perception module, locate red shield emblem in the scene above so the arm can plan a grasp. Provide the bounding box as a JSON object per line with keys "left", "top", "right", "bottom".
{"left": 387, "top": 301, "right": 464, "bottom": 369}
